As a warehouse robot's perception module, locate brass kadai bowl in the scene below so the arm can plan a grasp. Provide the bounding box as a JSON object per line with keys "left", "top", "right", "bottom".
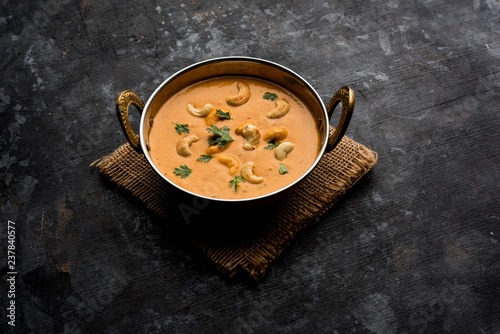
{"left": 116, "top": 56, "right": 354, "bottom": 206}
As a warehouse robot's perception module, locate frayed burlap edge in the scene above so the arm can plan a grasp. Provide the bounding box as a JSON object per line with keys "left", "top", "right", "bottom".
{"left": 91, "top": 145, "right": 177, "bottom": 217}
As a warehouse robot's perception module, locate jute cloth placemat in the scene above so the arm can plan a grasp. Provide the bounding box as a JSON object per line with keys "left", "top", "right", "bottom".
{"left": 92, "top": 128, "right": 377, "bottom": 281}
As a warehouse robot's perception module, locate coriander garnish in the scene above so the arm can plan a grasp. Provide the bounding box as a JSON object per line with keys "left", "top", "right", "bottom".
{"left": 206, "top": 125, "right": 234, "bottom": 148}
{"left": 263, "top": 92, "right": 278, "bottom": 101}
{"left": 173, "top": 165, "right": 192, "bottom": 179}
{"left": 216, "top": 109, "right": 232, "bottom": 120}
{"left": 264, "top": 140, "right": 281, "bottom": 150}
{"left": 279, "top": 163, "right": 288, "bottom": 175}
{"left": 173, "top": 122, "right": 190, "bottom": 134}
{"left": 196, "top": 154, "right": 212, "bottom": 163}
{"left": 229, "top": 175, "right": 246, "bottom": 193}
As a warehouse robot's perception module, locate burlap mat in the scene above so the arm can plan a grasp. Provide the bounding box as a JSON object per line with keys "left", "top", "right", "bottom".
{"left": 92, "top": 128, "right": 377, "bottom": 281}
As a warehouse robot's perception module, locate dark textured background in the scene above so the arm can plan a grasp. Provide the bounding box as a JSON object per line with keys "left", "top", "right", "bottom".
{"left": 1, "top": 0, "right": 499, "bottom": 333}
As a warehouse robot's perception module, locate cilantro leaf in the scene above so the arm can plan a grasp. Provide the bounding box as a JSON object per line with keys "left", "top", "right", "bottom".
{"left": 264, "top": 140, "right": 281, "bottom": 150}
{"left": 196, "top": 154, "right": 212, "bottom": 163}
{"left": 229, "top": 175, "right": 246, "bottom": 193}
{"left": 173, "top": 165, "right": 192, "bottom": 178}
{"left": 206, "top": 125, "right": 234, "bottom": 148}
{"left": 216, "top": 109, "right": 232, "bottom": 120}
{"left": 173, "top": 122, "right": 190, "bottom": 134}
{"left": 263, "top": 92, "right": 278, "bottom": 101}
{"left": 279, "top": 163, "right": 289, "bottom": 175}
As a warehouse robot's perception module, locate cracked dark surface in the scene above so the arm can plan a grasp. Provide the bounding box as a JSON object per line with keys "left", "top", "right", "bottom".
{"left": 1, "top": 0, "right": 499, "bottom": 333}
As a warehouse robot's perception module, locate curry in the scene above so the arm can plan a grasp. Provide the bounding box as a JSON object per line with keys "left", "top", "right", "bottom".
{"left": 148, "top": 76, "right": 320, "bottom": 199}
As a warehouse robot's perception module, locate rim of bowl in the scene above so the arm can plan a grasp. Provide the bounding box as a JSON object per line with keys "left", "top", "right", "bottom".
{"left": 139, "top": 56, "right": 329, "bottom": 203}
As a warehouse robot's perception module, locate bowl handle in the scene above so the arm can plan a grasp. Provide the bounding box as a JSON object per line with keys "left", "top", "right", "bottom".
{"left": 116, "top": 90, "right": 145, "bottom": 152}
{"left": 326, "top": 86, "right": 355, "bottom": 151}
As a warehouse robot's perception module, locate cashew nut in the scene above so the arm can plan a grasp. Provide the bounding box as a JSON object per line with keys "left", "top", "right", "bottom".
{"left": 205, "top": 108, "right": 232, "bottom": 126}
{"left": 187, "top": 103, "right": 213, "bottom": 117}
{"left": 274, "top": 142, "right": 294, "bottom": 160}
{"left": 242, "top": 124, "right": 260, "bottom": 150}
{"left": 176, "top": 135, "right": 200, "bottom": 157}
{"left": 205, "top": 141, "right": 231, "bottom": 156}
{"left": 217, "top": 155, "right": 240, "bottom": 175}
{"left": 241, "top": 161, "right": 264, "bottom": 184}
{"left": 235, "top": 120, "right": 255, "bottom": 135}
{"left": 266, "top": 98, "right": 290, "bottom": 118}
{"left": 263, "top": 127, "right": 288, "bottom": 142}
{"left": 226, "top": 81, "right": 250, "bottom": 106}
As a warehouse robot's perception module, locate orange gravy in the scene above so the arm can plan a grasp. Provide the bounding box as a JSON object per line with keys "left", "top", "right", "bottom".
{"left": 149, "top": 76, "right": 320, "bottom": 199}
